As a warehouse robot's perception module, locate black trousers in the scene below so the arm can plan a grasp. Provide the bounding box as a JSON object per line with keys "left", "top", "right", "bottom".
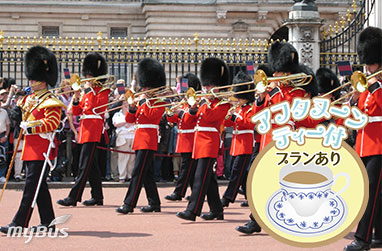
{"left": 223, "top": 154, "right": 251, "bottom": 203}
{"left": 173, "top": 152, "right": 197, "bottom": 197}
{"left": 186, "top": 158, "right": 222, "bottom": 216}
{"left": 124, "top": 150, "right": 160, "bottom": 207}
{"left": 242, "top": 142, "right": 260, "bottom": 199}
{"left": 373, "top": 191, "right": 382, "bottom": 239}
{"left": 355, "top": 155, "right": 382, "bottom": 243}
{"left": 69, "top": 142, "right": 103, "bottom": 202}
{"left": 13, "top": 161, "right": 55, "bottom": 228}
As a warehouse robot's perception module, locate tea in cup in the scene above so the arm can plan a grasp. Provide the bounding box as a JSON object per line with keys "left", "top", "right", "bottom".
{"left": 279, "top": 163, "right": 349, "bottom": 217}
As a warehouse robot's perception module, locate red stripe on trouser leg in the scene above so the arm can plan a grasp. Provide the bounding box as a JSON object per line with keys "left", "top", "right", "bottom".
{"left": 130, "top": 150, "right": 149, "bottom": 207}
{"left": 194, "top": 159, "right": 211, "bottom": 215}
{"left": 366, "top": 168, "right": 382, "bottom": 241}
{"left": 231, "top": 155, "right": 249, "bottom": 202}
{"left": 181, "top": 159, "right": 193, "bottom": 196}
{"left": 75, "top": 143, "right": 96, "bottom": 201}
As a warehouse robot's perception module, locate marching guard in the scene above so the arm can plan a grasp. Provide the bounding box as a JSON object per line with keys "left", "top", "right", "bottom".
{"left": 345, "top": 26, "right": 382, "bottom": 251}
{"left": 116, "top": 58, "right": 166, "bottom": 214}
{"left": 176, "top": 57, "right": 231, "bottom": 221}
{"left": 221, "top": 71, "right": 255, "bottom": 208}
{"left": 57, "top": 52, "right": 110, "bottom": 207}
{"left": 0, "top": 46, "right": 65, "bottom": 233}
{"left": 165, "top": 73, "right": 201, "bottom": 201}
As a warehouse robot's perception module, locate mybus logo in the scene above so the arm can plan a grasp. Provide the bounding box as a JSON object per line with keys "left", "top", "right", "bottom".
{"left": 7, "top": 214, "right": 71, "bottom": 243}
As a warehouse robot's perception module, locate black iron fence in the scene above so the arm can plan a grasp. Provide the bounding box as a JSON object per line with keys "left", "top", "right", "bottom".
{"left": 0, "top": 34, "right": 271, "bottom": 88}
{"left": 319, "top": 0, "right": 376, "bottom": 72}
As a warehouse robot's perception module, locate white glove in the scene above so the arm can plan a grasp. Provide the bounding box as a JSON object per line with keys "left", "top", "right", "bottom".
{"left": 20, "top": 121, "right": 29, "bottom": 133}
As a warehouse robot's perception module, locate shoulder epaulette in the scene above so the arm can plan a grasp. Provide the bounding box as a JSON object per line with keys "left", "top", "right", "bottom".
{"left": 99, "top": 86, "right": 111, "bottom": 94}
{"left": 216, "top": 100, "right": 231, "bottom": 106}
{"left": 288, "top": 87, "right": 305, "bottom": 94}
{"left": 153, "top": 98, "right": 165, "bottom": 106}
{"left": 38, "top": 93, "right": 67, "bottom": 110}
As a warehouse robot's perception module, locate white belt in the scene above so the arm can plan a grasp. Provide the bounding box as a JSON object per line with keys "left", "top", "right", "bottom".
{"left": 135, "top": 124, "right": 159, "bottom": 129}
{"left": 194, "top": 126, "right": 218, "bottom": 132}
{"left": 369, "top": 116, "right": 382, "bottom": 123}
{"left": 233, "top": 129, "right": 254, "bottom": 135}
{"left": 178, "top": 129, "right": 194, "bottom": 134}
{"left": 81, "top": 114, "right": 103, "bottom": 120}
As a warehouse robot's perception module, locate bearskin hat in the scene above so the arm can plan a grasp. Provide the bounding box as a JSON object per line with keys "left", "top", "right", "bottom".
{"left": 296, "top": 64, "right": 318, "bottom": 97}
{"left": 25, "top": 46, "right": 58, "bottom": 87}
{"left": 82, "top": 52, "right": 108, "bottom": 77}
{"left": 182, "top": 73, "right": 201, "bottom": 91}
{"left": 200, "top": 57, "right": 230, "bottom": 87}
{"left": 233, "top": 71, "right": 255, "bottom": 102}
{"left": 357, "top": 26, "right": 382, "bottom": 65}
{"left": 316, "top": 67, "right": 341, "bottom": 100}
{"left": 256, "top": 64, "right": 274, "bottom": 77}
{"left": 137, "top": 58, "right": 166, "bottom": 88}
{"left": 268, "top": 41, "right": 299, "bottom": 73}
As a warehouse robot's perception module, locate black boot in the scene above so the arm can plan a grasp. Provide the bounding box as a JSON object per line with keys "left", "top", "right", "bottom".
{"left": 57, "top": 197, "right": 77, "bottom": 207}
{"left": 176, "top": 210, "right": 196, "bottom": 221}
{"left": 344, "top": 239, "right": 371, "bottom": 251}
{"left": 200, "top": 211, "right": 224, "bottom": 220}
{"left": 165, "top": 193, "right": 182, "bottom": 201}
{"left": 240, "top": 201, "right": 249, "bottom": 207}
{"left": 140, "top": 205, "right": 161, "bottom": 212}
{"left": 0, "top": 222, "right": 22, "bottom": 234}
{"left": 116, "top": 204, "right": 134, "bottom": 214}
{"left": 371, "top": 238, "right": 382, "bottom": 249}
{"left": 221, "top": 197, "right": 230, "bottom": 208}
{"left": 236, "top": 220, "right": 261, "bottom": 234}
{"left": 82, "top": 198, "right": 103, "bottom": 206}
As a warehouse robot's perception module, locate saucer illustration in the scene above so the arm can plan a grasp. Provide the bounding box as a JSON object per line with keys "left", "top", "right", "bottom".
{"left": 265, "top": 189, "right": 347, "bottom": 237}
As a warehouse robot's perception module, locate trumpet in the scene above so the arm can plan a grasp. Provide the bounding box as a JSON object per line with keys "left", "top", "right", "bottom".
{"left": 55, "top": 74, "right": 116, "bottom": 95}
{"left": 93, "top": 85, "right": 171, "bottom": 114}
{"left": 331, "top": 70, "right": 382, "bottom": 105}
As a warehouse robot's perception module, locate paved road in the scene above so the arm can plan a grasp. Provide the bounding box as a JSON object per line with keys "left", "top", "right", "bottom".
{"left": 0, "top": 186, "right": 377, "bottom": 251}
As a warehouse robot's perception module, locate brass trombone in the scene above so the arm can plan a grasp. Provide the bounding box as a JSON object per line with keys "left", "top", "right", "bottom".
{"left": 331, "top": 70, "right": 382, "bottom": 104}
{"left": 55, "top": 74, "right": 116, "bottom": 95}
{"left": 93, "top": 85, "right": 171, "bottom": 114}
{"left": 210, "top": 69, "right": 313, "bottom": 98}
{"left": 146, "top": 88, "right": 199, "bottom": 109}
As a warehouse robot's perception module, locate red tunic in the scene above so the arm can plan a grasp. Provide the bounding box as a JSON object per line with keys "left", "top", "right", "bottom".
{"left": 248, "top": 86, "right": 306, "bottom": 150}
{"left": 192, "top": 98, "right": 231, "bottom": 159}
{"left": 125, "top": 98, "right": 166, "bottom": 151}
{"left": 355, "top": 81, "right": 382, "bottom": 157}
{"left": 167, "top": 104, "right": 197, "bottom": 153}
{"left": 20, "top": 90, "right": 65, "bottom": 161}
{"left": 72, "top": 86, "right": 110, "bottom": 144}
{"left": 224, "top": 103, "right": 255, "bottom": 156}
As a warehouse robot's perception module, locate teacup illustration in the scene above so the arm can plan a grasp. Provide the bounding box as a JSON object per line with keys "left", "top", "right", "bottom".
{"left": 279, "top": 163, "right": 350, "bottom": 217}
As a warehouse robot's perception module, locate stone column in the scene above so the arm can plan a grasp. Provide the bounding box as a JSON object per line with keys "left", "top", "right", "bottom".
{"left": 284, "top": 0, "right": 323, "bottom": 72}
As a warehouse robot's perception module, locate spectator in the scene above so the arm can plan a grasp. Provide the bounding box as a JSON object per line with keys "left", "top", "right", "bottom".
{"left": 130, "top": 73, "right": 137, "bottom": 92}
{"left": 8, "top": 90, "right": 26, "bottom": 181}
{"left": 67, "top": 106, "right": 81, "bottom": 179}
{"left": 51, "top": 79, "right": 74, "bottom": 181}
{"left": 0, "top": 95, "right": 10, "bottom": 182}
{"left": 154, "top": 115, "right": 172, "bottom": 182}
{"left": 168, "top": 123, "right": 181, "bottom": 180}
{"left": 106, "top": 88, "right": 123, "bottom": 181}
{"left": 223, "top": 126, "right": 233, "bottom": 179}
{"left": 112, "top": 100, "right": 135, "bottom": 182}
{"left": 1, "top": 79, "right": 17, "bottom": 108}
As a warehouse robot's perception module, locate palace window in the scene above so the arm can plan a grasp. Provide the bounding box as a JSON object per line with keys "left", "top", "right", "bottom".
{"left": 41, "top": 26, "right": 60, "bottom": 37}
{"left": 110, "top": 27, "right": 128, "bottom": 38}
